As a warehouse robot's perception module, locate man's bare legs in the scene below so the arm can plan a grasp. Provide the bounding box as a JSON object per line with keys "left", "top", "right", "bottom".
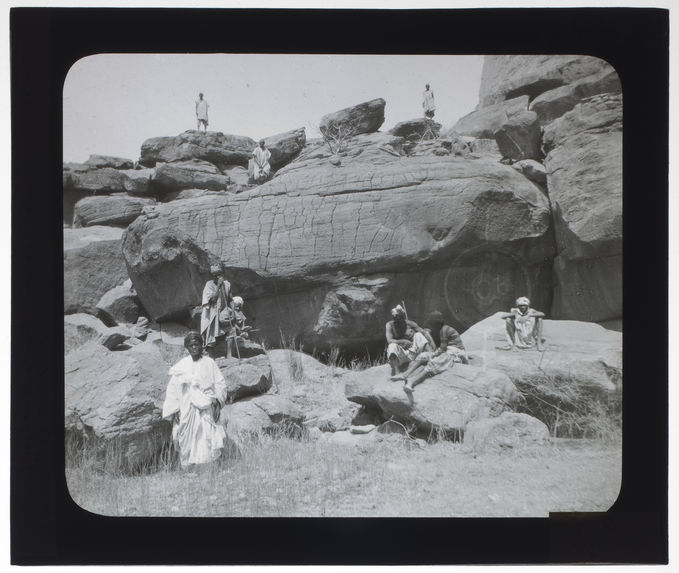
{"left": 534, "top": 318, "right": 544, "bottom": 351}
{"left": 496, "top": 318, "right": 518, "bottom": 351}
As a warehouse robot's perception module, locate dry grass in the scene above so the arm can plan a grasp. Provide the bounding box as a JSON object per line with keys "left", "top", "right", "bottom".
{"left": 66, "top": 430, "right": 621, "bottom": 518}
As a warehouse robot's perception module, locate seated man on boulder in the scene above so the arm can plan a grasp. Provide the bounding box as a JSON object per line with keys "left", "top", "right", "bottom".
{"left": 385, "top": 304, "right": 434, "bottom": 376}
{"left": 249, "top": 139, "right": 271, "bottom": 183}
{"left": 498, "top": 296, "right": 545, "bottom": 351}
{"left": 220, "top": 295, "right": 252, "bottom": 358}
{"left": 392, "top": 310, "right": 468, "bottom": 398}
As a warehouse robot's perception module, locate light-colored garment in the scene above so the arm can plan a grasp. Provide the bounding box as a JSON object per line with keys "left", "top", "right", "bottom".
{"left": 387, "top": 331, "right": 431, "bottom": 366}
{"left": 196, "top": 99, "right": 209, "bottom": 121}
{"left": 162, "top": 355, "right": 227, "bottom": 467}
{"left": 201, "top": 279, "right": 231, "bottom": 347}
{"left": 510, "top": 307, "right": 538, "bottom": 348}
{"left": 251, "top": 146, "right": 271, "bottom": 180}
{"left": 420, "top": 347, "right": 465, "bottom": 376}
{"left": 423, "top": 90, "right": 436, "bottom": 113}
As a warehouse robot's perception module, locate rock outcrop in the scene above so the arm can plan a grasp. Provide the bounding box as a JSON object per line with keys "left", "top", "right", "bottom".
{"left": 345, "top": 363, "right": 519, "bottom": 439}
{"left": 73, "top": 195, "right": 155, "bottom": 227}
{"left": 64, "top": 313, "right": 131, "bottom": 353}
{"left": 464, "top": 412, "right": 550, "bottom": 452}
{"left": 448, "top": 95, "right": 529, "bottom": 139}
{"left": 139, "top": 130, "right": 256, "bottom": 170}
{"left": 122, "top": 131, "right": 555, "bottom": 346}
{"left": 319, "top": 98, "right": 386, "bottom": 137}
{"left": 84, "top": 155, "right": 135, "bottom": 170}
{"left": 494, "top": 110, "right": 541, "bottom": 161}
{"left": 64, "top": 226, "right": 129, "bottom": 314}
{"left": 389, "top": 118, "right": 441, "bottom": 140}
{"left": 152, "top": 160, "right": 231, "bottom": 193}
{"left": 95, "top": 281, "right": 141, "bottom": 325}
{"left": 263, "top": 128, "right": 306, "bottom": 170}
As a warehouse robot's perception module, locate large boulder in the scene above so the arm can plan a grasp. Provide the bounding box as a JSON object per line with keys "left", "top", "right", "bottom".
{"left": 344, "top": 363, "right": 519, "bottom": 439}
{"left": 122, "top": 132, "right": 555, "bottom": 346}
{"left": 448, "top": 95, "right": 529, "bottom": 139}
{"left": 152, "top": 160, "right": 231, "bottom": 192}
{"left": 262, "top": 128, "right": 306, "bottom": 170}
{"left": 464, "top": 412, "right": 550, "bottom": 452}
{"left": 65, "top": 342, "right": 171, "bottom": 472}
{"left": 478, "top": 55, "right": 615, "bottom": 107}
{"left": 389, "top": 118, "right": 441, "bottom": 140}
{"left": 319, "top": 98, "right": 386, "bottom": 137}
{"left": 95, "top": 281, "right": 141, "bottom": 325}
{"left": 73, "top": 195, "right": 155, "bottom": 227}
{"left": 118, "top": 168, "right": 155, "bottom": 195}
{"left": 64, "top": 313, "right": 131, "bottom": 353}
{"left": 461, "top": 312, "right": 621, "bottom": 393}
{"left": 511, "top": 159, "right": 547, "bottom": 187}
{"left": 139, "top": 130, "right": 256, "bottom": 170}
{"left": 84, "top": 155, "right": 135, "bottom": 170}
{"left": 216, "top": 354, "right": 272, "bottom": 402}
{"left": 66, "top": 167, "right": 138, "bottom": 194}
{"left": 542, "top": 94, "right": 622, "bottom": 321}
{"left": 494, "top": 110, "right": 542, "bottom": 161}
{"left": 64, "top": 226, "right": 129, "bottom": 314}
{"left": 222, "top": 394, "right": 303, "bottom": 443}
{"left": 529, "top": 67, "right": 621, "bottom": 125}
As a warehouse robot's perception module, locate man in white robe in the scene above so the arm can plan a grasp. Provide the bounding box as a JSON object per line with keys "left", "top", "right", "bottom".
{"left": 498, "top": 296, "right": 546, "bottom": 351}
{"left": 195, "top": 92, "right": 209, "bottom": 132}
{"left": 422, "top": 84, "right": 436, "bottom": 119}
{"left": 201, "top": 264, "right": 233, "bottom": 356}
{"left": 250, "top": 139, "right": 271, "bottom": 182}
{"left": 162, "top": 331, "right": 228, "bottom": 467}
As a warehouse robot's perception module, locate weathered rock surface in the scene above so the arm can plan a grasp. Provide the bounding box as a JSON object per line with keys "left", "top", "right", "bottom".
{"left": 64, "top": 226, "right": 129, "bottom": 314}
{"left": 320, "top": 98, "right": 386, "bottom": 137}
{"left": 216, "top": 354, "right": 272, "bottom": 402}
{"left": 345, "top": 363, "right": 519, "bottom": 438}
{"left": 449, "top": 95, "right": 529, "bottom": 139}
{"left": 152, "top": 160, "right": 231, "bottom": 192}
{"left": 263, "top": 128, "right": 306, "bottom": 170}
{"left": 64, "top": 313, "right": 130, "bottom": 353}
{"left": 65, "top": 342, "right": 171, "bottom": 471}
{"left": 222, "top": 394, "right": 303, "bottom": 443}
{"left": 118, "top": 168, "right": 154, "bottom": 195}
{"left": 511, "top": 159, "right": 547, "bottom": 187}
{"left": 494, "top": 110, "right": 542, "bottom": 161}
{"left": 389, "top": 118, "right": 441, "bottom": 140}
{"left": 464, "top": 412, "right": 549, "bottom": 452}
{"left": 529, "top": 67, "right": 621, "bottom": 125}
{"left": 122, "top": 132, "right": 555, "bottom": 344}
{"left": 66, "top": 167, "right": 136, "bottom": 194}
{"left": 478, "top": 55, "right": 614, "bottom": 107}
{"left": 542, "top": 94, "right": 622, "bottom": 321}
{"left": 73, "top": 195, "right": 155, "bottom": 227}
{"left": 139, "top": 130, "right": 256, "bottom": 170}
{"left": 96, "top": 282, "right": 141, "bottom": 325}
{"left": 84, "top": 155, "right": 135, "bottom": 170}
{"left": 461, "top": 313, "right": 622, "bottom": 393}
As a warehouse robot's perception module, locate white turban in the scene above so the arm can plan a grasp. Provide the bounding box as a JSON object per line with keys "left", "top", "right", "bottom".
{"left": 210, "top": 264, "right": 222, "bottom": 274}
{"left": 391, "top": 305, "right": 406, "bottom": 318}
{"left": 516, "top": 297, "right": 530, "bottom": 306}
{"left": 233, "top": 296, "right": 244, "bottom": 307}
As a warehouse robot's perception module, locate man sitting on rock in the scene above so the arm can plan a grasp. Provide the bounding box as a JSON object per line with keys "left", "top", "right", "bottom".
{"left": 220, "top": 295, "right": 252, "bottom": 358}
{"left": 162, "top": 331, "right": 228, "bottom": 468}
{"left": 200, "top": 263, "right": 233, "bottom": 358}
{"left": 385, "top": 304, "right": 434, "bottom": 376}
{"left": 392, "top": 310, "right": 468, "bottom": 399}
{"left": 249, "top": 139, "right": 271, "bottom": 182}
{"left": 497, "top": 296, "right": 545, "bottom": 351}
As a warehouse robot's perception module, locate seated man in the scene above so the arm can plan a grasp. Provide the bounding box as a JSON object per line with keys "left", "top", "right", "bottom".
{"left": 250, "top": 139, "right": 271, "bottom": 182}
{"left": 498, "top": 296, "right": 545, "bottom": 351}
{"left": 385, "top": 304, "right": 434, "bottom": 376}
{"left": 392, "top": 310, "right": 468, "bottom": 398}
{"left": 220, "top": 295, "right": 252, "bottom": 358}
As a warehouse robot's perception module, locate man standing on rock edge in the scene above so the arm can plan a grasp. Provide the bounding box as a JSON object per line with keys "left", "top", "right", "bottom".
{"left": 385, "top": 304, "right": 434, "bottom": 377}
{"left": 423, "top": 84, "right": 436, "bottom": 119}
{"left": 196, "top": 92, "right": 209, "bottom": 132}
{"left": 497, "top": 296, "right": 546, "bottom": 351}
{"left": 201, "top": 264, "right": 233, "bottom": 358}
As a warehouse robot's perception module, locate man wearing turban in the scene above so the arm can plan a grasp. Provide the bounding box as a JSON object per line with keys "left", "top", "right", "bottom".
{"left": 498, "top": 296, "right": 545, "bottom": 351}
{"left": 162, "top": 331, "right": 228, "bottom": 467}
{"left": 385, "top": 304, "right": 434, "bottom": 377}
{"left": 200, "top": 263, "right": 233, "bottom": 357}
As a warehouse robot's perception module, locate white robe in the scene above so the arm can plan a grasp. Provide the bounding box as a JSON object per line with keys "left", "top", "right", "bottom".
{"left": 200, "top": 279, "right": 231, "bottom": 347}
{"left": 162, "top": 355, "right": 228, "bottom": 467}
{"left": 251, "top": 146, "right": 271, "bottom": 179}
{"left": 196, "top": 99, "right": 209, "bottom": 121}
{"left": 423, "top": 90, "right": 436, "bottom": 113}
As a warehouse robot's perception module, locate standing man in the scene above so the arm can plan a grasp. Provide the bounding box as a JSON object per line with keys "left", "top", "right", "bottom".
{"left": 422, "top": 84, "right": 436, "bottom": 119}
{"left": 251, "top": 139, "right": 272, "bottom": 182}
{"left": 200, "top": 264, "right": 233, "bottom": 358}
{"left": 162, "top": 331, "right": 228, "bottom": 468}
{"left": 498, "top": 296, "right": 546, "bottom": 351}
{"left": 385, "top": 305, "right": 434, "bottom": 377}
{"left": 195, "top": 92, "right": 209, "bottom": 132}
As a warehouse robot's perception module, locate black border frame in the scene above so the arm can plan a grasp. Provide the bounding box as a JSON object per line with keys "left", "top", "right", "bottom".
{"left": 10, "top": 7, "right": 668, "bottom": 564}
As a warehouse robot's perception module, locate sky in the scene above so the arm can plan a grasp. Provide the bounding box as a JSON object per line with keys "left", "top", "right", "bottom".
{"left": 63, "top": 54, "right": 484, "bottom": 163}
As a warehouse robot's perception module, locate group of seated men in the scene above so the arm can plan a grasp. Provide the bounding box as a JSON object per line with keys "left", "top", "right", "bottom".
{"left": 385, "top": 297, "right": 545, "bottom": 398}
{"left": 200, "top": 264, "right": 251, "bottom": 359}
